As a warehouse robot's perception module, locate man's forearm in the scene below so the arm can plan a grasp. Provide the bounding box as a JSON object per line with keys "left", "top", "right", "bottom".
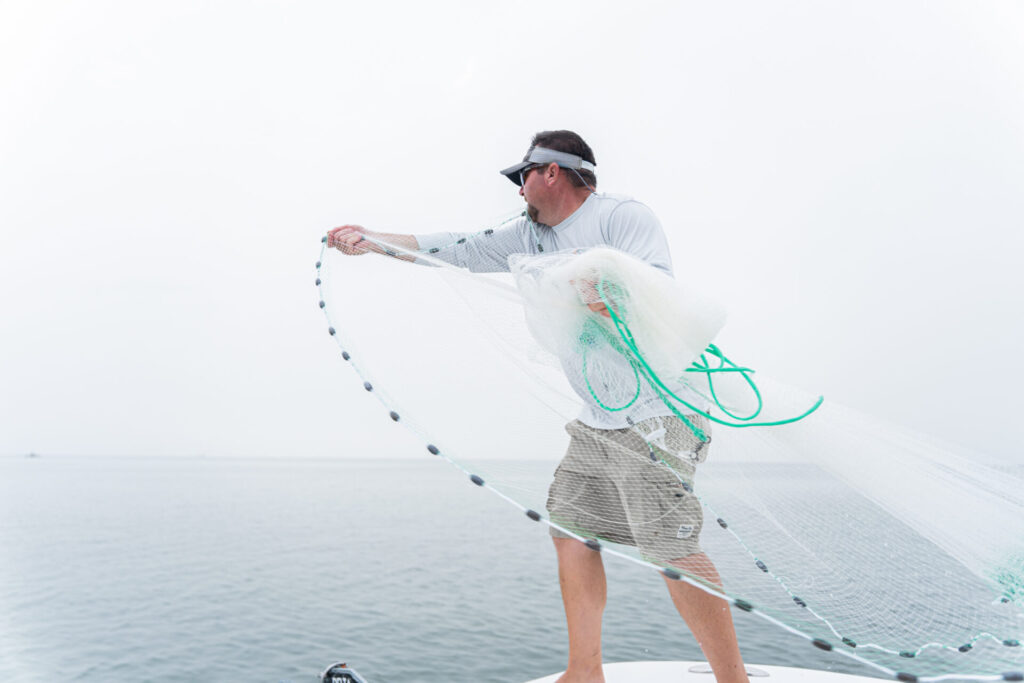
{"left": 362, "top": 232, "right": 420, "bottom": 261}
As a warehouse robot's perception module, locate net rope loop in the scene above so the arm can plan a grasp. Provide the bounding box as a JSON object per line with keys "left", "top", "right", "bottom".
{"left": 593, "top": 276, "right": 824, "bottom": 438}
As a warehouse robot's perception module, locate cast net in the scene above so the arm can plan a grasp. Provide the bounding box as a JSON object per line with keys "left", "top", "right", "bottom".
{"left": 315, "top": 213, "right": 1023, "bottom": 682}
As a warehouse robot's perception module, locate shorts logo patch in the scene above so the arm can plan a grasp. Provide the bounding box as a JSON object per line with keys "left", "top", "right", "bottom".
{"left": 676, "top": 524, "right": 694, "bottom": 539}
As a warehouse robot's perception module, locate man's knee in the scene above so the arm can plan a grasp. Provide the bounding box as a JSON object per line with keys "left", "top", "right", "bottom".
{"left": 553, "top": 536, "right": 603, "bottom": 563}
{"left": 666, "top": 552, "right": 723, "bottom": 589}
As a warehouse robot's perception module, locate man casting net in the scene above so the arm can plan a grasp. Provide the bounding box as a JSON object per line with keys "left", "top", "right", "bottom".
{"left": 318, "top": 130, "right": 1023, "bottom": 683}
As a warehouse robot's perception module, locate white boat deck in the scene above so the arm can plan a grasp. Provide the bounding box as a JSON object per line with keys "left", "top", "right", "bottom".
{"left": 525, "top": 660, "right": 882, "bottom": 682}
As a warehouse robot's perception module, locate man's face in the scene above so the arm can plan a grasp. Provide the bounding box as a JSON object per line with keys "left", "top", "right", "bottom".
{"left": 519, "top": 164, "right": 545, "bottom": 223}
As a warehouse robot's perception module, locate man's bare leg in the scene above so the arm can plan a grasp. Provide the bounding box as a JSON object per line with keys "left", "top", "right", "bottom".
{"left": 553, "top": 537, "right": 607, "bottom": 683}
{"left": 664, "top": 553, "right": 749, "bottom": 683}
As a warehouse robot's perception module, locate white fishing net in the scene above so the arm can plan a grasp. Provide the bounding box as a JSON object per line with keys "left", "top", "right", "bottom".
{"left": 316, "top": 219, "right": 1024, "bottom": 682}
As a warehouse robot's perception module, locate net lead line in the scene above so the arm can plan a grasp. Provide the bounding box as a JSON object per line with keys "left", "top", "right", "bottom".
{"left": 316, "top": 238, "right": 1021, "bottom": 683}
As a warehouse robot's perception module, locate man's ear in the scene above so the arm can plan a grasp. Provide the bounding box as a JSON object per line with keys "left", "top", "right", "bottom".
{"left": 544, "top": 162, "right": 560, "bottom": 186}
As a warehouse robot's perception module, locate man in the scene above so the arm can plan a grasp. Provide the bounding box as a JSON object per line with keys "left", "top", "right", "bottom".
{"left": 327, "top": 130, "right": 749, "bottom": 683}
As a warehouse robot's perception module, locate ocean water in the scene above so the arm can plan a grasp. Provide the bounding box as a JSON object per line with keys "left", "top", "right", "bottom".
{"left": 0, "top": 456, "right": 951, "bottom": 682}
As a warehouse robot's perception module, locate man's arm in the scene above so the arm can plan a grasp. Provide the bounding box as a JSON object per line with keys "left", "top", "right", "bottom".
{"left": 415, "top": 218, "right": 532, "bottom": 273}
{"left": 326, "top": 217, "right": 531, "bottom": 272}
{"left": 326, "top": 225, "right": 419, "bottom": 261}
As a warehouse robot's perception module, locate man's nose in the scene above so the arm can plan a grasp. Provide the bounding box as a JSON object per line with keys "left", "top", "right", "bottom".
{"left": 519, "top": 185, "right": 524, "bottom": 197}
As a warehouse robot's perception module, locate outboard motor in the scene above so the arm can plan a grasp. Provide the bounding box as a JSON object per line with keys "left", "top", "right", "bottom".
{"left": 320, "top": 662, "right": 368, "bottom": 683}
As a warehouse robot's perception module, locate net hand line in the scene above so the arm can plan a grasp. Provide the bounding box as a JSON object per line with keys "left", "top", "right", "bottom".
{"left": 594, "top": 277, "right": 824, "bottom": 431}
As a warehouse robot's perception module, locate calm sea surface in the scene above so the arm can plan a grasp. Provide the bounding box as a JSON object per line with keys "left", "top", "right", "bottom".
{"left": 0, "top": 456, "right": 953, "bottom": 682}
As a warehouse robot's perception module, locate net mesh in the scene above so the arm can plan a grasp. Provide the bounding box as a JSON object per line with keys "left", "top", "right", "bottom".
{"left": 316, "top": 218, "right": 1024, "bottom": 682}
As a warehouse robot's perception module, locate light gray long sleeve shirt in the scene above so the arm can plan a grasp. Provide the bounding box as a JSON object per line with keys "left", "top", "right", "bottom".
{"left": 414, "top": 193, "right": 706, "bottom": 429}
{"left": 416, "top": 193, "right": 674, "bottom": 276}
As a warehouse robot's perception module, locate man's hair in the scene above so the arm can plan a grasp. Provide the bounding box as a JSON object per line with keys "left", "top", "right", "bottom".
{"left": 530, "top": 130, "right": 597, "bottom": 189}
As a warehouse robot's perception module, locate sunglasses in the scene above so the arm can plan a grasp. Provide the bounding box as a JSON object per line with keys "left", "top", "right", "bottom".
{"left": 519, "top": 164, "right": 544, "bottom": 186}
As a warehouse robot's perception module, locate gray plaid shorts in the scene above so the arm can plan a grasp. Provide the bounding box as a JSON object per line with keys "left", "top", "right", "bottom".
{"left": 547, "top": 415, "right": 710, "bottom": 562}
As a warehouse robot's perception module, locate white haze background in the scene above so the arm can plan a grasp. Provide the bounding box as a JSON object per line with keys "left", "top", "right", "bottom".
{"left": 2, "top": 1, "right": 1022, "bottom": 461}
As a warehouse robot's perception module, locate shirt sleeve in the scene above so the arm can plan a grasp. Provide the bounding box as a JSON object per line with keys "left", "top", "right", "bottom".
{"left": 413, "top": 217, "right": 532, "bottom": 273}
{"left": 603, "top": 200, "right": 674, "bottom": 276}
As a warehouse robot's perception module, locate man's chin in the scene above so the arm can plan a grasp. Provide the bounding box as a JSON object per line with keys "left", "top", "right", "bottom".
{"left": 526, "top": 205, "right": 540, "bottom": 223}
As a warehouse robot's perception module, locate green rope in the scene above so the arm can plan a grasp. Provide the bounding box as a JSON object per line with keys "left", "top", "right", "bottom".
{"left": 643, "top": 365, "right": 708, "bottom": 442}
{"left": 688, "top": 345, "right": 764, "bottom": 421}
{"left": 581, "top": 331, "right": 642, "bottom": 412}
{"left": 581, "top": 315, "right": 709, "bottom": 440}
{"left": 588, "top": 278, "right": 823, "bottom": 433}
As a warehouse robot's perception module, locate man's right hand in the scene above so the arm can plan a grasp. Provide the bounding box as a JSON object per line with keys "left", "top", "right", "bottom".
{"left": 327, "top": 225, "right": 373, "bottom": 256}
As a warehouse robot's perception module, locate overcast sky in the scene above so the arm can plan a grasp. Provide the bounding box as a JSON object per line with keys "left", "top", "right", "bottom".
{"left": 2, "top": 1, "right": 1022, "bottom": 460}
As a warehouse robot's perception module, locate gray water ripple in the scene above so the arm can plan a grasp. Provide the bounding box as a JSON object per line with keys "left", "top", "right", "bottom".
{"left": 1, "top": 456, "right": 891, "bottom": 682}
